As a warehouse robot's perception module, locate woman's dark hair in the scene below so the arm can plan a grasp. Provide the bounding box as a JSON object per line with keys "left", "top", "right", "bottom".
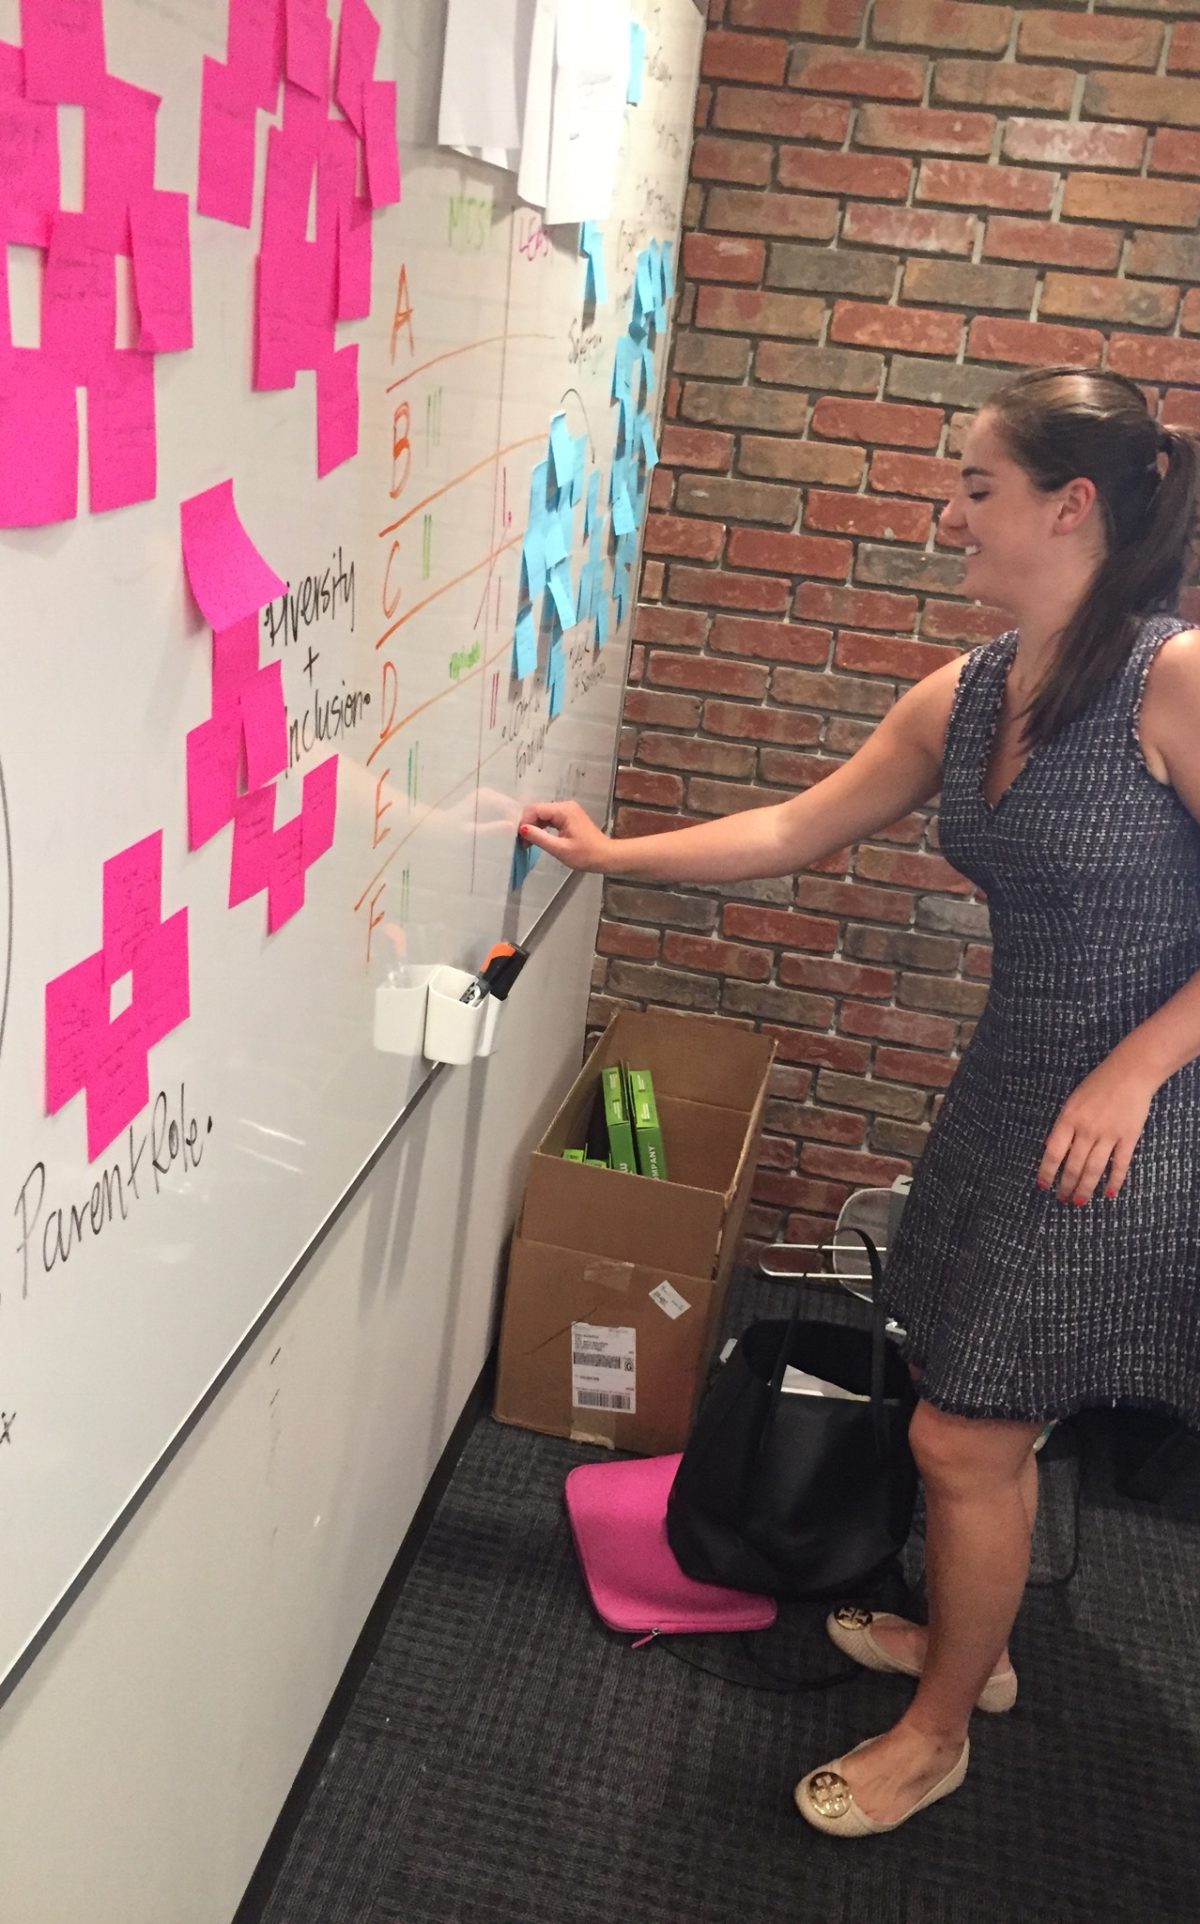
{"left": 982, "top": 364, "right": 1200, "bottom": 745}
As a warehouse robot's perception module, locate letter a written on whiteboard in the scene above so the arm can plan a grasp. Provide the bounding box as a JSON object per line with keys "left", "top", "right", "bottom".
{"left": 543, "top": 0, "right": 630, "bottom": 225}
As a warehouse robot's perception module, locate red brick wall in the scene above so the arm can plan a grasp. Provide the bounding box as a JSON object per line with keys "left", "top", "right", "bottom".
{"left": 590, "top": 0, "right": 1200, "bottom": 1262}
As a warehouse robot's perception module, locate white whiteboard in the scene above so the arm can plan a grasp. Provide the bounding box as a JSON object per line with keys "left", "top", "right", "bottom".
{"left": 0, "top": 0, "right": 703, "bottom": 1694}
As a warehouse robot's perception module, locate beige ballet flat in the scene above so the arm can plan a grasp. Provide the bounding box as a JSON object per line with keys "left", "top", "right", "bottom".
{"left": 826, "top": 1605, "right": 1018, "bottom": 1714}
{"left": 795, "top": 1735, "right": 970, "bottom": 1838}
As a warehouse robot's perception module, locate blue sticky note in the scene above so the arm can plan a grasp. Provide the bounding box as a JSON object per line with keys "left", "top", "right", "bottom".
{"left": 617, "top": 528, "right": 638, "bottom": 570}
{"left": 513, "top": 604, "right": 538, "bottom": 679}
{"left": 584, "top": 468, "right": 600, "bottom": 538}
{"left": 548, "top": 640, "right": 565, "bottom": 719}
{"left": 640, "top": 414, "right": 659, "bottom": 471}
{"left": 558, "top": 495, "right": 576, "bottom": 555}
{"left": 511, "top": 834, "right": 542, "bottom": 890}
{"left": 596, "top": 594, "right": 609, "bottom": 649}
{"left": 641, "top": 340, "right": 655, "bottom": 400}
{"left": 612, "top": 334, "right": 633, "bottom": 404}
{"left": 612, "top": 486, "right": 635, "bottom": 538}
{"left": 580, "top": 220, "right": 609, "bottom": 305}
{"left": 548, "top": 558, "right": 577, "bottom": 629}
{"left": 529, "top": 458, "right": 551, "bottom": 523}
{"left": 522, "top": 528, "right": 546, "bottom": 599}
{"left": 549, "top": 410, "right": 575, "bottom": 492}
{"left": 543, "top": 512, "right": 568, "bottom": 570}
{"left": 628, "top": 20, "right": 645, "bottom": 104}
{"left": 571, "top": 433, "right": 587, "bottom": 506}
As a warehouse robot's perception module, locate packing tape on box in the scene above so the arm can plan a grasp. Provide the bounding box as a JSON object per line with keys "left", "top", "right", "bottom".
{"left": 581, "top": 1258, "right": 634, "bottom": 1294}
{"left": 570, "top": 1422, "right": 617, "bottom": 1448}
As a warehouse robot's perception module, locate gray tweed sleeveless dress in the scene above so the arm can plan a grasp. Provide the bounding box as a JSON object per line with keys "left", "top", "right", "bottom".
{"left": 878, "top": 613, "right": 1200, "bottom": 1425}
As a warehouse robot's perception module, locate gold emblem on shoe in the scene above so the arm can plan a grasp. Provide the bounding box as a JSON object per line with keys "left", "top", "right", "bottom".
{"left": 808, "top": 1770, "right": 853, "bottom": 1819}
{"left": 834, "top": 1605, "right": 872, "bottom": 1629}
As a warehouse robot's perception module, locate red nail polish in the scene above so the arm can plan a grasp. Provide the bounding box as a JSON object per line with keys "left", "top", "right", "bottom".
{"left": 1036, "top": 1180, "right": 1049, "bottom": 1191}
{"left": 1105, "top": 1188, "right": 1116, "bottom": 1199}
{"left": 1074, "top": 1196, "right": 1087, "bottom": 1206}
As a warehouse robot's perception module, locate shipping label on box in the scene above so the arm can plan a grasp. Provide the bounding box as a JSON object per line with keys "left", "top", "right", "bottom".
{"left": 571, "top": 1322, "right": 637, "bottom": 1415}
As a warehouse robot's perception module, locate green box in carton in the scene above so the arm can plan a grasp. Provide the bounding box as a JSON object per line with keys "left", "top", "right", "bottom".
{"left": 626, "top": 1066, "right": 667, "bottom": 1181}
{"left": 562, "top": 1148, "right": 585, "bottom": 1162}
{"left": 601, "top": 1065, "right": 637, "bottom": 1173}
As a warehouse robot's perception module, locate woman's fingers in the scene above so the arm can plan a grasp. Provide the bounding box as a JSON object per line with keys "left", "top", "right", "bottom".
{"left": 1068, "top": 1136, "right": 1117, "bottom": 1206}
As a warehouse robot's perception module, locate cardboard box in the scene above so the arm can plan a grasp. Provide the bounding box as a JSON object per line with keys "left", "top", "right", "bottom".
{"left": 494, "top": 1009, "right": 775, "bottom": 1454}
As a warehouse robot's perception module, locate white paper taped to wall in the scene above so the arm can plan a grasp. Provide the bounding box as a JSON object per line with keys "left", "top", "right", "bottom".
{"left": 438, "top": 0, "right": 538, "bottom": 157}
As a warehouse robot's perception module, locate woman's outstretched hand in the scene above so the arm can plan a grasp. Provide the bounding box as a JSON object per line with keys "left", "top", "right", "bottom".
{"left": 518, "top": 800, "right": 613, "bottom": 872}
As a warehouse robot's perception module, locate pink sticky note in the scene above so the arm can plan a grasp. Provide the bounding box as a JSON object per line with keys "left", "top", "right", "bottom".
{"left": 85, "top": 1019, "right": 151, "bottom": 1160}
{"left": 336, "top": 196, "right": 372, "bottom": 321}
{"left": 240, "top": 659, "right": 289, "bottom": 786}
{"left": 211, "top": 615, "right": 262, "bottom": 710}
{"left": 362, "top": 78, "right": 400, "bottom": 209}
{"left": 316, "top": 342, "right": 358, "bottom": 476}
{"left": 301, "top": 754, "right": 337, "bottom": 864}
{"left": 42, "top": 210, "right": 115, "bottom": 377}
{"left": 45, "top": 949, "right": 107, "bottom": 1112}
{"left": 186, "top": 711, "right": 242, "bottom": 847}
{"left": 87, "top": 350, "right": 156, "bottom": 513}
{"left": 20, "top": 0, "right": 107, "bottom": 106}
{"left": 253, "top": 254, "right": 300, "bottom": 391}
{"left": 129, "top": 191, "right": 193, "bottom": 352}
{"left": 0, "top": 91, "right": 60, "bottom": 246}
{"left": 255, "top": 236, "right": 334, "bottom": 389}
{"left": 281, "top": 74, "right": 326, "bottom": 150}
{"left": 132, "top": 907, "right": 190, "bottom": 1049}
{"left": 261, "top": 124, "right": 315, "bottom": 251}
{"left": 0, "top": 351, "right": 78, "bottom": 526}
{"left": 84, "top": 75, "right": 160, "bottom": 255}
{"left": 227, "top": 0, "right": 285, "bottom": 112}
{"left": 229, "top": 783, "right": 277, "bottom": 905}
{"left": 267, "top": 815, "right": 305, "bottom": 930}
{"left": 317, "top": 115, "right": 357, "bottom": 246}
{"left": 285, "top": 0, "right": 330, "bottom": 101}
{"left": 0, "top": 41, "right": 24, "bottom": 90}
{"left": 334, "top": 0, "right": 379, "bottom": 134}
{"left": 180, "top": 479, "right": 287, "bottom": 630}
{"left": 197, "top": 58, "right": 257, "bottom": 228}
{"left": 102, "top": 830, "right": 163, "bottom": 981}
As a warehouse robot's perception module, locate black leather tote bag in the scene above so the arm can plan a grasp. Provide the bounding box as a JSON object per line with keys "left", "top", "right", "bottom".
{"left": 665, "top": 1232, "right": 918, "bottom": 1601}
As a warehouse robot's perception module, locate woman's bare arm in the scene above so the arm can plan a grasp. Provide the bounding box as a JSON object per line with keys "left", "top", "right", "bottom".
{"left": 519, "top": 657, "right": 964, "bottom": 883}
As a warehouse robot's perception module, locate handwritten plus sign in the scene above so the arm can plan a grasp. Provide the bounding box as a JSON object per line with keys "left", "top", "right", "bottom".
{"left": 303, "top": 644, "right": 319, "bottom": 682}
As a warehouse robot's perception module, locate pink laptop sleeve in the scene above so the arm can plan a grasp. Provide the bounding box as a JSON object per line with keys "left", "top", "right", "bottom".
{"left": 564, "top": 1452, "right": 777, "bottom": 1638}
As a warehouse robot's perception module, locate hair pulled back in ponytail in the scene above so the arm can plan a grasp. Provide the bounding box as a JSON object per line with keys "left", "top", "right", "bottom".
{"left": 983, "top": 365, "right": 1200, "bottom": 745}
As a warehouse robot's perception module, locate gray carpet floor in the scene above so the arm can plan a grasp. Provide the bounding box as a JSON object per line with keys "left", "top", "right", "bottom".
{"left": 255, "top": 1270, "right": 1200, "bottom": 1924}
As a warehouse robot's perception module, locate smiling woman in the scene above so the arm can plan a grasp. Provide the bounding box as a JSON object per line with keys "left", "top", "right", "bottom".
{"left": 522, "top": 363, "right": 1200, "bottom": 1836}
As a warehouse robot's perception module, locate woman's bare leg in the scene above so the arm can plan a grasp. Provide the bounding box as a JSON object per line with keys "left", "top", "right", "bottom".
{"left": 872, "top": 1433, "right": 1039, "bottom": 1678}
{"left": 828, "top": 1401, "right": 1043, "bottom": 1824}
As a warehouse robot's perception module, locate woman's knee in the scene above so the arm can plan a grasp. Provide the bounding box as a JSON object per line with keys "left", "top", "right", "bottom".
{"left": 908, "top": 1400, "right": 1040, "bottom": 1499}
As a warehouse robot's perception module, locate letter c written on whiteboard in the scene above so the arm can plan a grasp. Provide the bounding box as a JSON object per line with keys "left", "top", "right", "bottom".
{"left": 382, "top": 540, "right": 402, "bottom": 620}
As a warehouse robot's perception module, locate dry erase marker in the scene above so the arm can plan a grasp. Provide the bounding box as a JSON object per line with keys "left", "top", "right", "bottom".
{"left": 458, "top": 944, "right": 528, "bottom": 1006}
